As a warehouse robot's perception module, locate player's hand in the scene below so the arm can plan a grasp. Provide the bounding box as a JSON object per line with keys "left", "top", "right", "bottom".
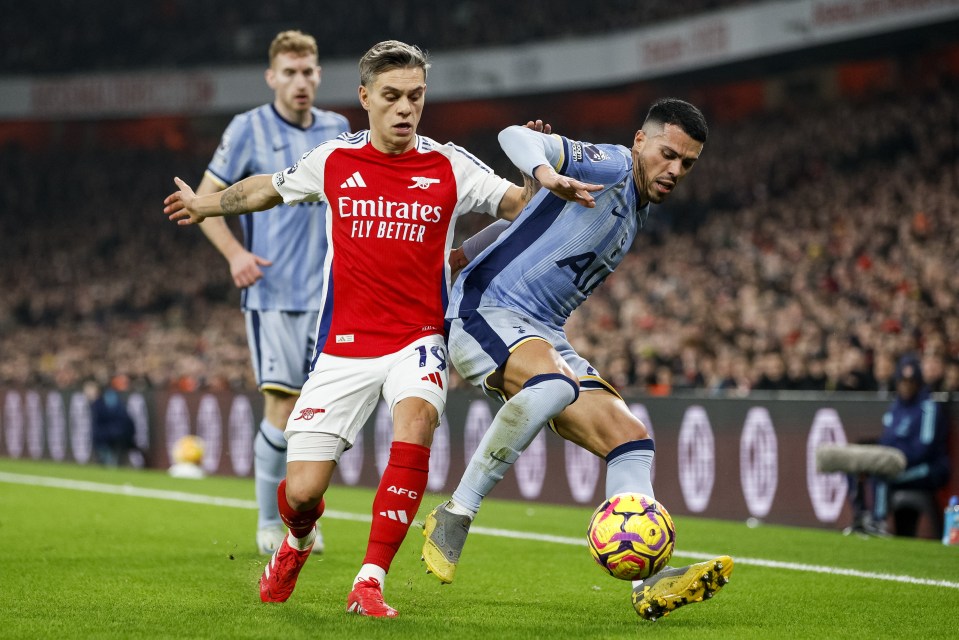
{"left": 164, "top": 177, "right": 205, "bottom": 225}
{"left": 448, "top": 246, "right": 468, "bottom": 273}
{"left": 524, "top": 119, "right": 552, "bottom": 135}
{"left": 228, "top": 250, "right": 272, "bottom": 288}
{"left": 533, "top": 166, "right": 602, "bottom": 208}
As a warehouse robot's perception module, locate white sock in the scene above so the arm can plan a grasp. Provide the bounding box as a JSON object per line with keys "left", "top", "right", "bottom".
{"left": 354, "top": 563, "right": 387, "bottom": 588}
{"left": 287, "top": 528, "right": 315, "bottom": 552}
{"left": 447, "top": 499, "right": 476, "bottom": 519}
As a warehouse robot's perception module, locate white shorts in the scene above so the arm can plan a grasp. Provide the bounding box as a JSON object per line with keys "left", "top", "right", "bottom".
{"left": 448, "top": 306, "right": 617, "bottom": 401}
{"left": 285, "top": 334, "right": 448, "bottom": 461}
{"left": 244, "top": 309, "right": 318, "bottom": 394}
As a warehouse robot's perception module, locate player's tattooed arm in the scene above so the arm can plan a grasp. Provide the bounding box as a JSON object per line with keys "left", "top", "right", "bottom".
{"left": 220, "top": 177, "right": 283, "bottom": 214}
{"left": 220, "top": 182, "right": 248, "bottom": 215}
{"left": 216, "top": 174, "right": 283, "bottom": 214}
{"left": 165, "top": 174, "right": 282, "bottom": 225}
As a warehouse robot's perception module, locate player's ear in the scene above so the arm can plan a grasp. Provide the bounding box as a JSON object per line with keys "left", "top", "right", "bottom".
{"left": 632, "top": 129, "right": 648, "bottom": 154}
{"left": 358, "top": 85, "right": 370, "bottom": 111}
{"left": 265, "top": 68, "right": 276, "bottom": 90}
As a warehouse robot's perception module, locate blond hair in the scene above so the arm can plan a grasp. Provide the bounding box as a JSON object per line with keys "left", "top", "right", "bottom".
{"left": 358, "top": 40, "right": 430, "bottom": 86}
{"left": 268, "top": 30, "right": 318, "bottom": 64}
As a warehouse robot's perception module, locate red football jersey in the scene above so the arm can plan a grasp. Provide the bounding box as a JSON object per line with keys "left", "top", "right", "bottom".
{"left": 272, "top": 132, "right": 511, "bottom": 357}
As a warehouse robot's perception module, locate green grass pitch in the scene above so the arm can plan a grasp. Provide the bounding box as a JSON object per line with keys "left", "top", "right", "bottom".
{"left": 1, "top": 458, "right": 958, "bottom": 639}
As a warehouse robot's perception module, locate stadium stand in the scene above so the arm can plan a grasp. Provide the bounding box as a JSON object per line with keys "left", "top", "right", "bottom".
{"left": 2, "top": 5, "right": 958, "bottom": 398}
{"left": 0, "top": 0, "right": 754, "bottom": 74}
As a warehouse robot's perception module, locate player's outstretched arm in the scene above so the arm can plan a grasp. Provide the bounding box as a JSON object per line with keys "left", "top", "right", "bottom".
{"left": 498, "top": 125, "right": 602, "bottom": 208}
{"left": 164, "top": 174, "right": 282, "bottom": 225}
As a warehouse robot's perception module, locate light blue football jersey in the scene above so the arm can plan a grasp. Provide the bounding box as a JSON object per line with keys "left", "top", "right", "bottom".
{"left": 206, "top": 104, "right": 349, "bottom": 311}
{"left": 447, "top": 135, "right": 650, "bottom": 330}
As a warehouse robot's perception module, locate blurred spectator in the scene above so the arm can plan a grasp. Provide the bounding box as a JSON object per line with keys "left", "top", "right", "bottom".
{"left": 87, "top": 378, "right": 136, "bottom": 468}
{"left": 870, "top": 356, "right": 951, "bottom": 536}
{"left": 753, "top": 351, "right": 788, "bottom": 391}
{"left": 834, "top": 345, "right": 877, "bottom": 393}
{"left": 605, "top": 353, "right": 637, "bottom": 391}
{"left": 944, "top": 359, "right": 959, "bottom": 394}
{"left": 872, "top": 350, "right": 897, "bottom": 398}
{"left": 647, "top": 365, "right": 673, "bottom": 397}
{"left": 803, "top": 359, "right": 828, "bottom": 391}
{"left": 673, "top": 344, "right": 706, "bottom": 390}
{"left": 921, "top": 347, "right": 948, "bottom": 393}
{"left": 710, "top": 351, "right": 749, "bottom": 396}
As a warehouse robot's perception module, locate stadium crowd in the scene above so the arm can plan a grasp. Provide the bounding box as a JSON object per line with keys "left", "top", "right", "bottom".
{"left": 1, "top": 0, "right": 753, "bottom": 75}
{"left": 570, "top": 77, "right": 959, "bottom": 397}
{"left": 3, "top": 64, "right": 958, "bottom": 398}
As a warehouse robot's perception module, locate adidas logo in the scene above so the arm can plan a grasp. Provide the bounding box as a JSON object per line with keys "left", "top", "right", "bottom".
{"left": 421, "top": 372, "right": 444, "bottom": 389}
{"left": 340, "top": 171, "right": 367, "bottom": 189}
{"left": 379, "top": 509, "right": 409, "bottom": 524}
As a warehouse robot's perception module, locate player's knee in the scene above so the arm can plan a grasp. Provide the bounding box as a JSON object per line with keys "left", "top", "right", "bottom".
{"left": 632, "top": 417, "right": 652, "bottom": 441}
{"left": 392, "top": 396, "right": 441, "bottom": 445}
{"left": 594, "top": 415, "right": 653, "bottom": 457}
{"left": 601, "top": 426, "right": 653, "bottom": 457}
{"left": 522, "top": 373, "right": 580, "bottom": 417}
{"left": 286, "top": 491, "right": 322, "bottom": 512}
{"left": 263, "top": 389, "right": 297, "bottom": 427}
{"left": 284, "top": 476, "right": 326, "bottom": 511}
{"left": 605, "top": 408, "right": 651, "bottom": 442}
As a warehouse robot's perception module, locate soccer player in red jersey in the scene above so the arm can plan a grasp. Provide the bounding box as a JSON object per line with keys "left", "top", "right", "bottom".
{"left": 164, "top": 40, "right": 595, "bottom": 617}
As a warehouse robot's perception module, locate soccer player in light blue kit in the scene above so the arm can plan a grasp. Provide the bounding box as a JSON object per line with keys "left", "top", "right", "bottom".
{"left": 194, "top": 30, "right": 349, "bottom": 555}
{"left": 423, "top": 99, "right": 733, "bottom": 621}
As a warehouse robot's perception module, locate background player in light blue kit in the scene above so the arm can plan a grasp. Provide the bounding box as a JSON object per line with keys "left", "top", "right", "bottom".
{"left": 423, "top": 98, "right": 733, "bottom": 621}
{"left": 193, "top": 30, "right": 349, "bottom": 555}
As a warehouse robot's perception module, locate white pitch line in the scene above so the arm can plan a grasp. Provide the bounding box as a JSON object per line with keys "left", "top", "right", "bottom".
{"left": 3, "top": 471, "right": 958, "bottom": 590}
{"left": 0, "top": 471, "right": 372, "bottom": 523}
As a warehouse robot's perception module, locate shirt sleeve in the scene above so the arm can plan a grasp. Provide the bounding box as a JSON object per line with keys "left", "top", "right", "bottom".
{"left": 558, "top": 140, "right": 630, "bottom": 185}
{"left": 445, "top": 144, "right": 512, "bottom": 218}
{"left": 497, "top": 125, "right": 565, "bottom": 177}
{"left": 498, "top": 126, "right": 627, "bottom": 188}
{"left": 271, "top": 143, "right": 330, "bottom": 205}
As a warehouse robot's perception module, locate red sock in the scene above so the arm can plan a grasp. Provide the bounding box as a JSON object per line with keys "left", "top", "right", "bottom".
{"left": 276, "top": 478, "right": 325, "bottom": 538}
{"left": 363, "top": 441, "right": 430, "bottom": 571}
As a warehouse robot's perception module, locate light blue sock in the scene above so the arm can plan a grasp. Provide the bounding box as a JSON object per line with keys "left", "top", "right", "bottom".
{"left": 873, "top": 480, "right": 888, "bottom": 521}
{"left": 254, "top": 420, "right": 287, "bottom": 529}
{"left": 605, "top": 439, "right": 656, "bottom": 499}
{"left": 608, "top": 440, "right": 660, "bottom": 587}
{"left": 452, "top": 374, "right": 579, "bottom": 514}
